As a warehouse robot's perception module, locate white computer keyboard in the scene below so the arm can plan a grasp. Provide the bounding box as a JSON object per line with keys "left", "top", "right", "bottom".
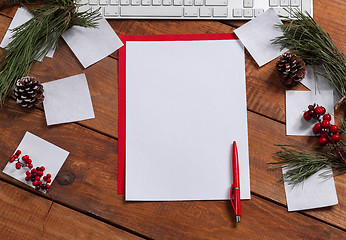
{"left": 78, "top": 0, "right": 313, "bottom": 20}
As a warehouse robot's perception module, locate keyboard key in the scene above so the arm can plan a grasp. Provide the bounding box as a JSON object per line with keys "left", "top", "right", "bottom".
{"left": 254, "top": 8, "right": 264, "bottom": 17}
{"left": 162, "top": 0, "right": 172, "bottom": 5}
{"left": 184, "top": 0, "right": 193, "bottom": 6}
{"left": 79, "top": 0, "right": 89, "bottom": 4}
{"left": 120, "top": 0, "right": 130, "bottom": 5}
{"left": 89, "top": 0, "right": 99, "bottom": 5}
{"left": 243, "top": 8, "right": 252, "bottom": 17}
{"left": 213, "top": 7, "right": 227, "bottom": 17}
{"left": 110, "top": 0, "right": 119, "bottom": 4}
{"left": 131, "top": 0, "right": 141, "bottom": 5}
{"left": 195, "top": 0, "right": 203, "bottom": 6}
{"left": 100, "top": 0, "right": 108, "bottom": 5}
{"left": 120, "top": 6, "right": 183, "bottom": 16}
{"left": 153, "top": 0, "right": 162, "bottom": 5}
{"left": 174, "top": 0, "right": 182, "bottom": 5}
{"left": 274, "top": 7, "right": 289, "bottom": 17}
{"left": 233, "top": 8, "right": 242, "bottom": 17}
{"left": 105, "top": 6, "right": 119, "bottom": 16}
{"left": 269, "top": 0, "right": 279, "bottom": 7}
{"left": 199, "top": 7, "right": 212, "bottom": 17}
{"left": 205, "top": 0, "right": 227, "bottom": 6}
{"left": 291, "top": 0, "right": 300, "bottom": 7}
{"left": 142, "top": 0, "right": 151, "bottom": 5}
{"left": 280, "top": 0, "right": 289, "bottom": 6}
{"left": 184, "top": 7, "right": 198, "bottom": 16}
{"left": 243, "top": 0, "right": 253, "bottom": 8}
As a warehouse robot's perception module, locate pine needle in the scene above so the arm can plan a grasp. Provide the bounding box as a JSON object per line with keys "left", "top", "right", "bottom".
{"left": 0, "top": 0, "right": 101, "bottom": 103}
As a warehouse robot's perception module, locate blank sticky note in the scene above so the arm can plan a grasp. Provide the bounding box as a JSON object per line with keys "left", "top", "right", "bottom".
{"left": 42, "top": 74, "right": 95, "bottom": 125}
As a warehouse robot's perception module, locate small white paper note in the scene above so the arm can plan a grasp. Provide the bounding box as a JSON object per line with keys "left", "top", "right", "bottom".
{"left": 62, "top": 17, "right": 123, "bottom": 68}
{"left": 283, "top": 167, "right": 338, "bottom": 211}
{"left": 3, "top": 132, "right": 69, "bottom": 191}
{"left": 0, "top": 7, "right": 55, "bottom": 61}
{"left": 42, "top": 73, "right": 95, "bottom": 125}
{"left": 234, "top": 8, "right": 288, "bottom": 67}
{"left": 286, "top": 90, "right": 334, "bottom": 136}
{"left": 125, "top": 39, "right": 250, "bottom": 201}
{"left": 301, "top": 65, "right": 341, "bottom": 105}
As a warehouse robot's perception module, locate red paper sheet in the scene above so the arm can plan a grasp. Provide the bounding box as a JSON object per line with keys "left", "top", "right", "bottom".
{"left": 118, "top": 33, "right": 237, "bottom": 194}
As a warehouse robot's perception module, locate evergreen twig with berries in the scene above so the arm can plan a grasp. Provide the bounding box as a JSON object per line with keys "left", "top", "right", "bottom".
{"left": 270, "top": 104, "right": 346, "bottom": 185}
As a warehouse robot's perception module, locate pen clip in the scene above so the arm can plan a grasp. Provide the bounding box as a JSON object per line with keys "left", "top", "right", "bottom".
{"left": 230, "top": 184, "right": 235, "bottom": 211}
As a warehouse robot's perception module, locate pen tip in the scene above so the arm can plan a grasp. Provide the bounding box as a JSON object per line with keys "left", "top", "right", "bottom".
{"left": 236, "top": 216, "right": 240, "bottom": 222}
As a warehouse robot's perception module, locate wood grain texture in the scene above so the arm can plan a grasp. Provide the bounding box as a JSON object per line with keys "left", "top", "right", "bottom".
{"left": 0, "top": 180, "right": 143, "bottom": 240}
{"left": 0, "top": 100, "right": 345, "bottom": 239}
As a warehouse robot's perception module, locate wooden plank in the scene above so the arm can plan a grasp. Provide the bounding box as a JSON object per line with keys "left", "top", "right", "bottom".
{"left": 0, "top": 100, "right": 345, "bottom": 238}
{"left": 0, "top": 180, "right": 143, "bottom": 240}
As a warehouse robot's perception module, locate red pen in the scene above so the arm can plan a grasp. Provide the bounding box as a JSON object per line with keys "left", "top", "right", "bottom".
{"left": 230, "top": 141, "right": 241, "bottom": 222}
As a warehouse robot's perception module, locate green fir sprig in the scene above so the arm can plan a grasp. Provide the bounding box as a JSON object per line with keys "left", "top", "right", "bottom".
{"left": 0, "top": 0, "right": 101, "bottom": 103}
{"left": 272, "top": 8, "right": 346, "bottom": 107}
{"left": 270, "top": 143, "right": 346, "bottom": 185}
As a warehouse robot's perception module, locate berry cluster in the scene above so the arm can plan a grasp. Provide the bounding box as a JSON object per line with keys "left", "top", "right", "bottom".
{"left": 303, "top": 104, "right": 341, "bottom": 146}
{"left": 9, "top": 150, "right": 51, "bottom": 190}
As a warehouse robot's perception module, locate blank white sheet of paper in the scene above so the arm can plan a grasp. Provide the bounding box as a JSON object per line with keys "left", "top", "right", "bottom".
{"left": 125, "top": 40, "right": 250, "bottom": 201}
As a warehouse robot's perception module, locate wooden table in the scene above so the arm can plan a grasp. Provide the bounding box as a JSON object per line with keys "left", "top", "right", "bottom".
{"left": 0, "top": 1, "right": 345, "bottom": 239}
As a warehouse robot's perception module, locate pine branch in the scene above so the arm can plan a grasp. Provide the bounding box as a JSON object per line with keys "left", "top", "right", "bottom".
{"left": 272, "top": 8, "right": 346, "bottom": 107}
{"left": 270, "top": 145, "right": 346, "bottom": 185}
{"left": 0, "top": 2, "right": 101, "bottom": 103}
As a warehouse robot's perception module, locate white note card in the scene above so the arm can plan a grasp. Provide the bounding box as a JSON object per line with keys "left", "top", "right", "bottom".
{"left": 125, "top": 40, "right": 250, "bottom": 201}
{"left": 0, "top": 7, "right": 55, "bottom": 61}
{"left": 42, "top": 73, "right": 95, "bottom": 125}
{"left": 234, "top": 8, "right": 288, "bottom": 67}
{"left": 286, "top": 90, "right": 334, "bottom": 136}
{"left": 283, "top": 167, "right": 338, "bottom": 211}
{"left": 3, "top": 132, "right": 69, "bottom": 191}
{"left": 62, "top": 16, "right": 123, "bottom": 68}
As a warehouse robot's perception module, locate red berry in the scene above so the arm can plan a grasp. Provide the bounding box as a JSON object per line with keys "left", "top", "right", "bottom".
{"left": 35, "top": 176, "right": 40, "bottom": 181}
{"left": 321, "top": 120, "right": 331, "bottom": 129}
{"left": 320, "top": 132, "right": 327, "bottom": 138}
{"left": 15, "top": 150, "right": 21, "bottom": 155}
{"left": 25, "top": 176, "right": 30, "bottom": 181}
{"left": 323, "top": 114, "right": 331, "bottom": 121}
{"left": 46, "top": 184, "right": 51, "bottom": 189}
{"left": 13, "top": 154, "right": 18, "bottom": 159}
{"left": 40, "top": 166, "right": 45, "bottom": 171}
{"left": 37, "top": 171, "right": 43, "bottom": 177}
{"left": 9, "top": 157, "right": 15, "bottom": 163}
{"left": 26, "top": 159, "right": 32, "bottom": 164}
{"left": 22, "top": 155, "right": 29, "bottom": 161}
{"left": 314, "top": 106, "right": 325, "bottom": 115}
{"left": 46, "top": 178, "right": 51, "bottom": 183}
{"left": 43, "top": 176, "right": 47, "bottom": 181}
{"left": 32, "top": 181, "right": 38, "bottom": 186}
{"left": 312, "top": 123, "right": 322, "bottom": 134}
{"left": 26, "top": 171, "right": 30, "bottom": 175}
{"left": 28, "top": 164, "right": 33, "bottom": 169}
{"left": 330, "top": 125, "right": 339, "bottom": 133}
{"left": 38, "top": 180, "right": 42, "bottom": 186}
{"left": 31, "top": 169, "right": 37, "bottom": 174}
{"left": 15, "top": 163, "right": 21, "bottom": 169}
{"left": 303, "top": 112, "right": 312, "bottom": 120}
{"left": 318, "top": 137, "right": 328, "bottom": 146}
{"left": 331, "top": 134, "right": 341, "bottom": 143}
{"left": 46, "top": 174, "right": 51, "bottom": 178}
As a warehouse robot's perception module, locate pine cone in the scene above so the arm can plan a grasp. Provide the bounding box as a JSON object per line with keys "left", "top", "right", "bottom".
{"left": 276, "top": 52, "right": 306, "bottom": 87}
{"left": 14, "top": 76, "right": 44, "bottom": 108}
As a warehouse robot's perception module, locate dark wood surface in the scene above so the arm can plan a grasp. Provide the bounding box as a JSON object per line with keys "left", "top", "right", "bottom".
{"left": 0, "top": 0, "right": 345, "bottom": 239}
